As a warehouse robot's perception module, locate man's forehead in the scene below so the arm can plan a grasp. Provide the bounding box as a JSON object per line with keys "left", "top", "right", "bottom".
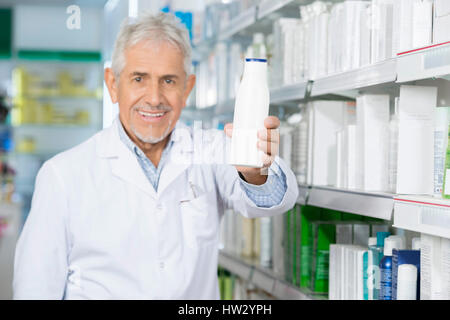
{"left": 127, "top": 39, "right": 182, "bottom": 58}
{"left": 123, "top": 40, "right": 184, "bottom": 72}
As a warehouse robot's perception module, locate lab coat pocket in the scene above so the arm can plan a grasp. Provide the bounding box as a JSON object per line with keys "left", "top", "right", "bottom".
{"left": 179, "top": 192, "right": 218, "bottom": 249}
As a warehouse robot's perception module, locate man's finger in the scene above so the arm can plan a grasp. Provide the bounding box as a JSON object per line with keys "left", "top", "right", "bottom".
{"left": 264, "top": 116, "right": 280, "bottom": 129}
{"left": 257, "top": 140, "right": 279, "bottom": 156}
{"left": 261, "top": 153, "right": 275, "bottom": 168}
{"left": 258, "top": 129, "right": 280, "bottom": 142}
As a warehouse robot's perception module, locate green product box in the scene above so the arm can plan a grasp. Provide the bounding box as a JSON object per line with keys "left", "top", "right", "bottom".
{"left": 295, "top": 205, "right": 302, "bottom": 287}
{"left": 340, "top": 212, "right": 365, "bottom": 221}
{"left": 223, "top": 274, "right": 234, "bottom": 300}
{"left": 291, "top": 205, "right": 297, "bottom": 286}
{"left": 284, "top": 208, "right": 292, "bottom": 283}
{"left": 321, "top": 208, "right": 342, "bottom": 221}
{"left": 362, "top": 216, "right": 384, "bottom": 223}
{"left": 443, "top": 123, "right": 450, "bottom": 199}
{"left": 310, "top": 222, "right": 336, "bottom": 294}
{"left": 218, "top": 268, "right": 225, "bottom": 300}
{"left": 299, "top": 205, "right": 322, "bottom": 288}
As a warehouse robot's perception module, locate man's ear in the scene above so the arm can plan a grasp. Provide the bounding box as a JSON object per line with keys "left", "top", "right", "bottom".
{"left": 104, "top": 68, "right": 119, "bottom": 104}
{"left": 182, "top": 74, "right": 196, "bottom": 108}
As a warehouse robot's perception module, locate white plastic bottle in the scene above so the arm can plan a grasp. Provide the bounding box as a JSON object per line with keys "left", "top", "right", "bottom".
{"left": 229, "top": 58, "right": 270, "bottom": 168}
{"left": 397, "top": 264, "right": 418, "bottom": 300}
{"left": 260, "top": 217, "right": 272, "bottom": 268}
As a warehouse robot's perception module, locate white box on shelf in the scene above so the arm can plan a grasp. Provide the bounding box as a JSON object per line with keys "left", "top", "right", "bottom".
{"left": 433, "top": 0, "right": 450, "bottom": 45}
{"left": 309, "top": 101, "right": 346, "bottom": 186}
{"left": 353, "top": 223, "right": 370, "bottom": 247}
{"left": 360, "top": 3, "right": 372, "bottom": 67}
{"left": 346, "top": 124, "right": 358, "bottom": 189}
{"left": 371, "top": 0, "right": 395, "bottom": 63}
{"left": 341, "top": 1, "right": 369, "bottom": 71}
{"left": 392, "top": 0, "right": 413, "bottom": 55}
{"left": 420, "top": 233, "right": 450, "bottom": 300}
{"left": 396, "top": 85, "right": 437, "bottom": 195}
{"left": 356, "top": 94, "right": 390, "bottom": 192}
{"left": 412, "top": 0, "right": 433, "bottom": 49}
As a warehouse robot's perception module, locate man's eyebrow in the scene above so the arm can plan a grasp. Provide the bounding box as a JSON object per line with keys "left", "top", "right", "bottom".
{"left": 161, "top": 74, "right": 180, "bottom": 79}
{"left": 128, "top": 72, "right": 180, "bottom": 79}
{"left": 130, "top": 71, "right": 148, "bottom": 77}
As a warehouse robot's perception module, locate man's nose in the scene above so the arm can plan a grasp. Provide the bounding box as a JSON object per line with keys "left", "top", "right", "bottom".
{"left": 144, "top": 81, "right": 162, "bottom": 107}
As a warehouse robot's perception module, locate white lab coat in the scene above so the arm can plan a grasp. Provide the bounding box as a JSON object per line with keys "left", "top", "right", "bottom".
{"left": 13, "top": 118, "right": 298, "bottom": 300}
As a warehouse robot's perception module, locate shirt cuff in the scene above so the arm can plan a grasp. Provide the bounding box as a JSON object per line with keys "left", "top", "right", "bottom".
{"left": 239, "top": 161, "right": 288, "bottom": 208}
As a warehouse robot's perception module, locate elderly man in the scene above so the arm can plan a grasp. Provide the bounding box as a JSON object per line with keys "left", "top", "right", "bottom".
{"left": 13, "top": 12, "right": 298, "bottom": 299}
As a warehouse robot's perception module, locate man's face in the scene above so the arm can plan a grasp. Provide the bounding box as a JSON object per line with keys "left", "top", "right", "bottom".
{"left": 105, "top": 40, "right": 195, "bottom": 144}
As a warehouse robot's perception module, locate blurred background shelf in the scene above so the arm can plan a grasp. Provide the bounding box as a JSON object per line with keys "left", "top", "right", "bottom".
{"left": 218, "top": 6, "right": 257, "bottom": 41}
{"left": 218, "top": 250, "right": 322, "bottom": 300}
{"left": 270, "top": 82, "right": 309, "bottom": 104}
{"left": 257, "top": 0, "right": 296, "bottom": 20}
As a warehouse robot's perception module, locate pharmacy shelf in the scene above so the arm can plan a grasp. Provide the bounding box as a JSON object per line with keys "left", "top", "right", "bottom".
{"left": 270, "top": 81, "right": 309, "bottom": 104}
{"left": 297, "top": 184, "right": 310, "bottom": 205}
{"left": 311, "top": 59, "right": 397, "bottom": 97}
{"left": 397, "top": 41, "right": 450, "bottom": 83}
{"left": 192, "top": 37, "right": 216, "bottom": 61}
{"left": 213, "top": 82, "right": 309, "bottom": 115}
{"left": 17, "top": 95, "right": 101, "bottom": 101}
{"left": 218, "top": 6, "right": 258, "bottom": 41}
{"left": 218, "top": 251, "right": 253, "bottom": 281}
{"left": 298, "top": 185, "right": 394, "bottom": 221}
{"left": 0, "top": 202, "right": 21, "bottom": 219}
{"left": 218, "top": 250, "right": 321, "bottom": 300}
{"left": 209, "top": 59, "right": 398, "bottom": 116}
{"left": 257, "top": 0, "right": 296, "bottom": 20}
{"left": 393, "top": 196, "right": 450, "bottom": 239}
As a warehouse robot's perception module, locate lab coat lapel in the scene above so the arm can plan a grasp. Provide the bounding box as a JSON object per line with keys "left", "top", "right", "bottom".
{"left": 97, "top": 118, "right": 157, "bottom": 199}
{"left": 157, "top": 122, "right": 194, "bottom": 196}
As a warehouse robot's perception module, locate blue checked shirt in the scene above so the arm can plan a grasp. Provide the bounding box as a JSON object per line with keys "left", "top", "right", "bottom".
{"left": 118, "top": 121, "right": 287, "bottom": 208}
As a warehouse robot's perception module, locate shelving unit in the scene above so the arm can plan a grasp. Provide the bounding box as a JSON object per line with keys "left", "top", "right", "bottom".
{"left": 194, "top": 0, "right": 450, "bottom": 301}
{"left": 393, "top": 196, "right": 450, "bottom": 239}
{"left": 218, "top": 250, "right": 324, "bottom": 300}
{"left": 218, "top": 6, "right": 257, "bottom": 41}
{"left": 311, "top": 58, "right": 398, "bottom": 97}
{"left": 270, "top": 82, "right": 310, "bottom": 104}
{"left": 397, "top": 42, "right": 450, "bottom": 83}
{"left": 296, "top": 185, "right": 394, "bottom": 221}
{"left": 257, "top": 0, "right": 296, "bottom": 20}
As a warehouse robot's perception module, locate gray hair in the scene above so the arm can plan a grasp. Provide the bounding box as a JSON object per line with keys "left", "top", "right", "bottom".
{"left": 111, "top": 12, "right": 192, "bottom": 80}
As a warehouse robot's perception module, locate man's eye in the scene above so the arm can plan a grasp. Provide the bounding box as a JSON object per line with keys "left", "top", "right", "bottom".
{"left": 165, "top": 79, "right": 174, "bottom": 84}
{"left": 134, "top": 77, "right": 142, "bottom": 82}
